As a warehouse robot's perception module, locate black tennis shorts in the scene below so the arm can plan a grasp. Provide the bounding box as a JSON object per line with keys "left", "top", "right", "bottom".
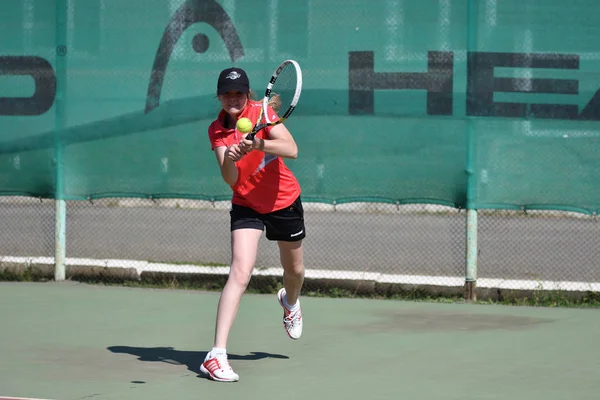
{"left": 230, "top": 196, "right": 306, "bottom": 242}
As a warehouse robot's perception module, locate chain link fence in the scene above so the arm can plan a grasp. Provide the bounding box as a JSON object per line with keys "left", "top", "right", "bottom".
{"left": 477, "top": 210, "right": 600, "bottom": 293}
{"left": 1, "top": 197, "right": 598, "bottom": 300}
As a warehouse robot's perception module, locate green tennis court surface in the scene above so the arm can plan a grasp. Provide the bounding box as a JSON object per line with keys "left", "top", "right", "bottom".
{"left": 0, "top": 282, "right": 598, "bottom": 400}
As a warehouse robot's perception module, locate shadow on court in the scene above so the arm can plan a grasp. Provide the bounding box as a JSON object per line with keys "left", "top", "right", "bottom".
{"left": 0, "top": 281, "right": 599, "bottom": 400}
{"left": 107, "top": 346, "right": 288, "bottom": 376}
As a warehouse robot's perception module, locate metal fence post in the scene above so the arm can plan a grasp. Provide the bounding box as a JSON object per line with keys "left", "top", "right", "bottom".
{"left": 465, "top": 210, "right": 477, "bottom": 300}
{"left": 54, "top": 0, "right": 68, "bottom": 281}
{"left": 464, "top": 0, "right": 478, "bottom": 301}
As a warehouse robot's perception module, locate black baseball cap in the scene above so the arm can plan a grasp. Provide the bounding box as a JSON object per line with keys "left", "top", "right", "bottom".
{"left": 217, "top": 67, "right": 250, "bottom": 95}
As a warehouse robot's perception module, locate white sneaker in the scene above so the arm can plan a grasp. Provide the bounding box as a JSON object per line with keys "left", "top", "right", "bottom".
{"left": 277, "top": 288, "right": 303, "bottom": 339}
{"left": 200, "top": 352, "right": 239, "bottom": 382}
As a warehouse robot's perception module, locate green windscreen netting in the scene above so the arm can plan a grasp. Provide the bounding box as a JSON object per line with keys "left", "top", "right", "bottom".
{"left": 1, "top": 0, "right": 599, "bottom": 213}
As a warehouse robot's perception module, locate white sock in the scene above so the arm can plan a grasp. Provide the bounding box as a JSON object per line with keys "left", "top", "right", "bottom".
{"left": 210, "top": 347, "right": 226, "bottom": 357}
{"left": 283, "top": 293, "right": 300, "bottom": 312}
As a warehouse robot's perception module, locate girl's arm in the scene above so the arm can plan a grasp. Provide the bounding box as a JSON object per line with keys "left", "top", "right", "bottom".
{"left": 214, "top": 145, "right": 244, "bottom": 186}
{"left": 240, "top": 124, "right": 298, "bottom": 159}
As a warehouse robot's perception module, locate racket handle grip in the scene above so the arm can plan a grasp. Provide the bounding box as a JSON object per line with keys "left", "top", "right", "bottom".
{"left": 245, "top": 132, "right": 256, "bottom": 141}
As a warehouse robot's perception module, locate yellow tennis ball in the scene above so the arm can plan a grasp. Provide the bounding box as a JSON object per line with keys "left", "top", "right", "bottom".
{"left": 236, "top": 117, "right": 253, "bottom": 133}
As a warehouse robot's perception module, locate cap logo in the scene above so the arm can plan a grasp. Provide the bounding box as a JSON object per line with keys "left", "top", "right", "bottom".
{"left": 226, "top": 71, "right": 241, "bottom": 80}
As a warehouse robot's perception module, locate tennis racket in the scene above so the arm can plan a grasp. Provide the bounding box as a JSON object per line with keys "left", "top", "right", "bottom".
{"left": 245, "top": 59, "right": 302, "bottom": 141}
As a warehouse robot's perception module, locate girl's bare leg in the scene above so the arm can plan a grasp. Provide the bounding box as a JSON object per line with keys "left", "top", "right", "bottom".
{"left": 213, "top": 228, "right": 263, "bottom": 348}
{"left": 278, "top": 240, "right": 305, "bottom": 305}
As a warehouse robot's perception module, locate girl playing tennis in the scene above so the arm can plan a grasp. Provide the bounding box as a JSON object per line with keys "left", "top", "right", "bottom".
{"left": 200, "top": 67, "right": 306, "bottom": 382}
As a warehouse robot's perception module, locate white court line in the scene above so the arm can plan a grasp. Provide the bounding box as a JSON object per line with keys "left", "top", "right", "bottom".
{"left": 1, "top": 256, "right": 599, "bottom": 292}
{"left": 0, "top": 397, "right": 53, "bottom": 400}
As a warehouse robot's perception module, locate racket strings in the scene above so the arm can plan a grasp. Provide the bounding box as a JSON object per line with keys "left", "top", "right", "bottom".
{"left": 268, "top": 65, "right": 297, "bottom": 116}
